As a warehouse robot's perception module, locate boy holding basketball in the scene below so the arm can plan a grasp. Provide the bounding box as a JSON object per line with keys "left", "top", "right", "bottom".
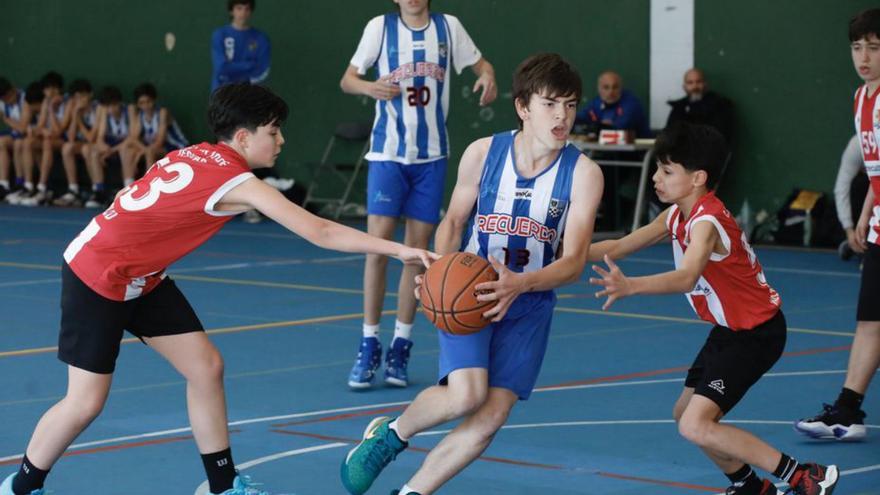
{"left": 0, "top": 83, "right": 436, "bottom": 495}
{"left": 588, "top": 121, "right": 837, "bottom": 495}
{"left": 341, "top": 53, "right": 604, "bottom": 495}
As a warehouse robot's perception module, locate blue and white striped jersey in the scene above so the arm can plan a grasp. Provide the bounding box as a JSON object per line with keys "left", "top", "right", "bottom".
{"left": 462, "top": 130, "right": 579, "bottom": 275}
{"left": 139, "top": 106, "right": 188, "bottom": 150}
{"left": 105, "top": 108, "right": 129, "bottom": 143}
{"left": 0, "top": 89, "right": 25, "bottom": 122}
{"left": 351, "top": 12, "right": 482, "bottom": 164}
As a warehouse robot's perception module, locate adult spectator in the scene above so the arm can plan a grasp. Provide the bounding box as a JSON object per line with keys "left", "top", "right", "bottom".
{"left": 665, "top": 68, "right": 734, "bottom": 142}
{"left": 575, "top": 70, "right": 649, "bottom": 138}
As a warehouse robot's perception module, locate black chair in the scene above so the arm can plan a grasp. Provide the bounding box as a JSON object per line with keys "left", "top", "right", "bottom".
{"left": 303, "top": 121, "right": 372, "bottom": 219}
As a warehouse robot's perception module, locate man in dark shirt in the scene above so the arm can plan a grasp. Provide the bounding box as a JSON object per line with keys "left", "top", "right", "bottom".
{"left": 666, "top": 68, "right": 733, "bottom": 142}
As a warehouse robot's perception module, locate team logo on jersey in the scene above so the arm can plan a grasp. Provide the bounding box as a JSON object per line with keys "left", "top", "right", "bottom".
{"left": 708, "top": 379, "right": 725, "bottom": 395}
{"left": 438, "top": 42, "right": 448, "bottom": 58}
{"left": 548, "top": 198, "right": 567, "bottom": 218}
{"left": 477, "top": 213, "right": 557, "bottom": 243}
{"left": 248, "top": 40, "right": 258, "bottom": 52}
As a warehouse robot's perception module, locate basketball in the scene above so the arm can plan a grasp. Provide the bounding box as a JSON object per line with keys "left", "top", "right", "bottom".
{"left": 420, "top": 252, "right": 499, "bottom": 335}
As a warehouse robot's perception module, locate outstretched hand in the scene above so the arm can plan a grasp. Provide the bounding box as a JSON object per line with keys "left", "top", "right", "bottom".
{"left": 474, "top": 255, "right": 524, "bottom": 322}
{"left": 589, "top": 255, "right": 632, "bottom": 311}
{"left": 397, "top": 247, "right": 440, "bottom": 269}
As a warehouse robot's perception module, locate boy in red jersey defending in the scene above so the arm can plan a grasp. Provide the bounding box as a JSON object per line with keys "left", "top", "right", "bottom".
{"left": 0, "top": 83, "right": 436, "bottom": 495}
{"left": 589, "top": 122, "right": 838, "bottom": 495}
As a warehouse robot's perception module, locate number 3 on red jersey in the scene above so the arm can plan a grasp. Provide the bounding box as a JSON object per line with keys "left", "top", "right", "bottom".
{"left": 119, "top": 161, "right": 195, "bottom": 211}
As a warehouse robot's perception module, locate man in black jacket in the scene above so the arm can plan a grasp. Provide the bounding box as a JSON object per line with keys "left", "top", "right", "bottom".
{"left": 666, "top": 68, "right": 733, "bottom": 142}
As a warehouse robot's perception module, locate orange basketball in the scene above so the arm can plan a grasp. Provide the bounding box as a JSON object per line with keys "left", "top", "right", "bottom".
{"left": 419, "top": 252, "right": 498, "bottom": 335}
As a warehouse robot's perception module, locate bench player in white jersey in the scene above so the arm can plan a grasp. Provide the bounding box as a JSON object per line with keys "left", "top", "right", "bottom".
{"left": 341, "top": 53, "right": 603, "bottom": 495}
{"left": 127, "top": 82, "right": 190, "bottom": 177}
{"left": 0, "top": 83, "right": 438, "bottom": 495}
{"left": 83, "top": 86, "right": 135, "bottom": 208}
{"left": 340, "top": 0, "right": 497, "bottom": 389}
{"left": 0, "top": 77, "right": 27, "bottom": 202}
{"left": 52, "top": 79, "right": 97, "bottom": 207}
{"left": 589, "top": 122, "right": 838, "bottom": 495}
{"left": 796, "top": 8, "right": 880, "bottom": 443}
{"left": 20, "top": 72, "right": 71, "bottom": 206}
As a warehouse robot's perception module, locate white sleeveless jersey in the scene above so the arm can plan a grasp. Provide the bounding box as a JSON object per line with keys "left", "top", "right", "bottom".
{"left": 0, "top": 89, "right": 25, "bottom": 122}
{"left": 461, "top": 131, "right": 580, "bottom": 318}
{"left": 139, "top": 106, "right": 189, "bottom": 150}
{"left": 853, "top": 84, "right": 880, "bottom": 245}
{"left": 350, "top": 12, "right": 481, "bottom": 164}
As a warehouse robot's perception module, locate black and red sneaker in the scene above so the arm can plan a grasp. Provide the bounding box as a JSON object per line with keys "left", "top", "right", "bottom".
{"left": 785, "top": 463, "right": 838, "bottom": 495}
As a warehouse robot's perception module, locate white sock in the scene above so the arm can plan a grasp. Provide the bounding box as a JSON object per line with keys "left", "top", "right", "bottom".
{"left": 68, "top": 183, "right": 79, "bottom": 193}
{"left": 389, "top": 418, "right": 409, "bottom": 442}
{"left": 0, "top": 180, "right": 9, "bottom": 189}
{"left": 362, "top": 323, "right": 380, "bottom": 339}
{"left": 37, "top": 183, "right": 46, "bottom": 192}
{"left": 24, "top": 181, "right": 33, "bottom": 191}
{"left": 399, "top": 484, "right": 417, "bottom": 495}
{"left": 393, "top": 319, "right": 413, "bottom": 341}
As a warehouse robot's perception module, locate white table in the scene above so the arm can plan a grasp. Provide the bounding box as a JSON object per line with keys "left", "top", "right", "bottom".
{"left": 570, "top": 138, "right": 655, "bottom": 232}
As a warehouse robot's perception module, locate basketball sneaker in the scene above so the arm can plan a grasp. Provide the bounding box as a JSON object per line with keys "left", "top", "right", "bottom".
{"left": 348, "top": 336, "right": 382, "bottom": 389}
{"left": 784, "top": 463, "right": 838, "bottom": 495}
{"left": 210, "top": 473, "right": 269, "bottom": 495}
{"left": 725, "top": 477, "right": 783, "bottom": 495}
{"left": 0, "top": 473, "right": 45, "bottom": 495}
{"left": 390, "top": 491, "right": 421, "bottom": 495}
{"left": 341, "top": 417, "right": 407, "bottom": 495}
{"left": 794, "top": 403, "right": 866, "bottom": 441}
{"left": 53, "top": 190, "right": 82, "bottom": 207}
{"left": 384, "top": 337, "right": 413, "bottom": 387}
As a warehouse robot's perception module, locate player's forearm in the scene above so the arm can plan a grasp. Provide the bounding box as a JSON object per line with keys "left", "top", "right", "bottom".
{"left": 310, "top": 220, "right": 404, "bottom": 258}
{"left": 433, "top": 217, "right": 465, "bottom": 255}
{"left": 859, "top": 187, "right": 876, "bottom": 223}
{"left": 520, "top": 254, "right": 586, "bottom": 292}
{"left": 588, "top": 240, "right": 618, "bottom": 262}
{"left": 340, "top": 72, "right": 371, "bottom": 96}
{"left": 630, "top": 269, "right": 698, "bottom": 296}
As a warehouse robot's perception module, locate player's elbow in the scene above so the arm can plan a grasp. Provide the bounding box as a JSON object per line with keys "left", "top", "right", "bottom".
{"left": 677, "top": 270, "right": 700, "bottom": 293}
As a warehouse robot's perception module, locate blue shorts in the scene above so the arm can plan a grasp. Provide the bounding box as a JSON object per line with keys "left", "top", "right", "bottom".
{"left": 438, "top": 293, "right": 556, "bottom": 400}
{"left": 366, "top": 158, "right": 447, "bottom": 224}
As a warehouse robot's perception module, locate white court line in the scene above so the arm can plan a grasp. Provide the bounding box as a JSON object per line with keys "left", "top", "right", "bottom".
{"left": 0, "top": 278, "right": 59, "bottom": 288}
{"left": 0, "top": 400, "right": 410, "bottom": 463}
{"left": 0, "top": 370, "right": 862, "bottom": 463}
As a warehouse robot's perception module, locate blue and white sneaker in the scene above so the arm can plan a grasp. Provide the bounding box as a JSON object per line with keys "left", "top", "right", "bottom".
{"left": 795, "top": 403, "right": 867, "bottom": 441}
{"left": 0, "top": 473, "right": 44, "bottom": 495}
{"left": 210, "top": 473, "right": 269, "bottom": 495}
{"left": 384, "top": 337, "right": 413, "bottom": 387}
{"left": 348, "top": 336, "right": 382, "bottom": 389}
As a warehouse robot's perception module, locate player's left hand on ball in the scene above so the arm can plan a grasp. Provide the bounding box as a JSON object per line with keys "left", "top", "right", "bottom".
{"left": 475, "top": 255, "right": 524, "bottom": 322}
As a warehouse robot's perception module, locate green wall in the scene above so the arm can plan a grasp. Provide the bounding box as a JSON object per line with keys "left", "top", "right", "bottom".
{"left": 1, "top": 0, "right": 871, "bottom": 214}
{"left": 697, "top": 0, "right": 877, "bottom": 214}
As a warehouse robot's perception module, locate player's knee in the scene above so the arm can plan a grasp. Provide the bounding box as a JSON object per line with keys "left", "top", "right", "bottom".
{"left": 477, "top": 404, "right": 510, "bottom": 435}
{"left": 195, "top": 348, "right": 225, "bottom": 384}
{"left": 449, "top": 389, "right": 487, "bottom": 417}
{"left": 61, "top": 142, "right": 74, "bottom": 155}
{"left": 66, "top": 393, "right": 107, "bottom": 425}
{"left": 677, "top": 415, "right": 711, "bottom": 446}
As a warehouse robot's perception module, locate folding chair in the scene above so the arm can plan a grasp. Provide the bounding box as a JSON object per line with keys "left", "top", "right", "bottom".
{"left": 303, "top": 121, "right": 372, "bottom": 219}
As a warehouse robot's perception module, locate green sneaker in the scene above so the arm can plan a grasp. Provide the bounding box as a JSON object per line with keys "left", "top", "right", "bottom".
{"left": 341, "top": 416, "right": 408, "bottom": 495}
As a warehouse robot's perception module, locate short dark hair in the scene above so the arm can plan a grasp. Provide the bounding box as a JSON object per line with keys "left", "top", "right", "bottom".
{"left": 69, "top": 79, "right": 92, "bottom": 95}
{"left": 208, "top": 83, "right": 288, "bottom": 141}
{"left": 654, "top": 121, "right": 727, "bottom": 190}
{"left": 25, "top": 82, "right": 44, "bottom": 104}
{"left": 0, "top": 78, "right": 13, "bottom": 97}
{"left": 511, "top": 53, "right": 582, "bottom": 129}
{"left": 849, "top": 9, "right": 880, "bottom": 42}
{"left": 228, "top": 0, "right": 254, "bottom": 12}
{"left": 40, "top": 71, "right": 64, "bottom": 91}
{"left": 133, "top": 83, "right": 157, "bottom": 101}
{"left": 98, "top": 86, "right": 123, "bottom": 105}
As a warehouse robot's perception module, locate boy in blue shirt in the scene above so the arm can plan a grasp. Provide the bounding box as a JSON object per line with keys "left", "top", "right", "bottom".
{"left": 211, "top": 0, "right": 271, "bottom": 91}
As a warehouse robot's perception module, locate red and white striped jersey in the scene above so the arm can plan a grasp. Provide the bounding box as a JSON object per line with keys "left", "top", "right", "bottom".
{"left": 64, "top": 142, "right": 254, "bottom": 301}
{"left": 853, "top": 84, "right": 880, "bottom": 245}
{"left": 666, "top": 192, "right": 781, "bottom": 330}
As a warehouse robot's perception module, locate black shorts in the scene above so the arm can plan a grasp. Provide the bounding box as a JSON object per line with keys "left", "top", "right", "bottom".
{"left": 857, "top": 243, "right": 880, "bottom": 322}
{"left": 685, "top": 310, "right": 786, "bottom": 414}
{"left": 59, "top": 263, "right": 204, "bottom": 374}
